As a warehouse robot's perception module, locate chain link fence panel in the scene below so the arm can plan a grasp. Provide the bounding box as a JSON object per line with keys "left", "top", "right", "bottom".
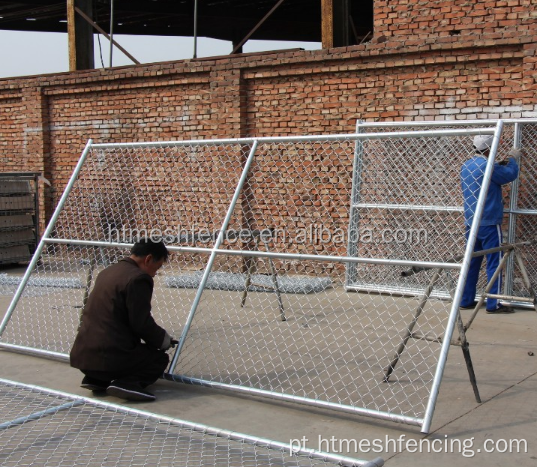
{"left": 0, "top": 378, "right": 377, "bottom": 467}
{"left": 511, "top": 122, "right": 537, "bottom": 298}
{"left": 0, "top": 127, "right": 505, "bottom": 432}
{"left": 349, "top": 119, "right": 536, "bottom": 303}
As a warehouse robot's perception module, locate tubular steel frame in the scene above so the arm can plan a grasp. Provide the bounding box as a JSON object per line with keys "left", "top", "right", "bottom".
{"left": 0, "top": 378, "right": 382, "bottom": 467}
{"left": 0, "top": 125, "right": 505, "bottom": 434}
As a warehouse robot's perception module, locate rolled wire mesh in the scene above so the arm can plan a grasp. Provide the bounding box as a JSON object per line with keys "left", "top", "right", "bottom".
{"left": 0, "top": 378, "right": 366, "bottom": 467}
{"left": 0, "top": 129, "right": 506, "bottom": 428}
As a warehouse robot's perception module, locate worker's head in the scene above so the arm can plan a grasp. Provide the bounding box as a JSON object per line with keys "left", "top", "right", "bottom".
{"left": 473, "top": 135, "right": 494, "bottom": 155}
{"left": 131, "top": 237, "right": 169, "bottom": 276}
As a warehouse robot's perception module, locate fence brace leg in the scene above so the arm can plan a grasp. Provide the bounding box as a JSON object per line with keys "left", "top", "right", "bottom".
{"left": 384, "top": 268, "right": 442, "bottom": 382}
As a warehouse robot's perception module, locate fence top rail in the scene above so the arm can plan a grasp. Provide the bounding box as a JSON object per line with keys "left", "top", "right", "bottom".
{"left": 356, "top": 118, "right": 537, "bottom": 128}
{"left": 90, "top": 127, "right": 497, "bottom": 149}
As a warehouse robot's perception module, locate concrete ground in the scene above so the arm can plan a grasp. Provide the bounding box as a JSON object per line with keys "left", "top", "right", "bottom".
{"left": 1, "top": 263, "right": 537, "bottom": 466}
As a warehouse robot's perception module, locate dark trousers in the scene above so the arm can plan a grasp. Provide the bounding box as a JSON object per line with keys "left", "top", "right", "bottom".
{"left": 82, "top": 348, "right": 169, "bottom": 388}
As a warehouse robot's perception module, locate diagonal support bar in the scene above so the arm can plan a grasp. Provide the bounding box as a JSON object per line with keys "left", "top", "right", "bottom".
{"left": 0, "top": 401, "right": 83, "bottom": 430}
{"left": 168, "top": 141, "right": 259, "bottom": 372}
{"left": 384, "top": 268, "right": 442, "bottom": 382}
{"left": 514, "top": 250, "right": 537, "bottom": 310}
{"left": 463, "top": 249, "right": 513, "bottom": 332}
{"left": 455, "top": 311, "right": 481, "bottom": 403}
{"left": 231, "top": 0, "right": 286, "bottom": 54}
{"left": 0, "top": 140, "right": 94, "bottom": 339}
{"left": 421, "top": 120, "right": 504, "bottom": 434}
{"left": 75, "top": 6, "right": 140, "bottom": 64}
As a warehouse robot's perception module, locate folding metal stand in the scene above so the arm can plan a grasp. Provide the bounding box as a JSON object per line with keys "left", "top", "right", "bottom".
{"left": 383, "top": 266, "right": 481, "bottom": 403}
{"left": 240, "top": 229, "right": 285, "bottom": 321}
{"left": 462, "top": 241, "right": 537, "bottom": 332}
{"left": 384, "top": 241, "right": 537, "bottom": 404}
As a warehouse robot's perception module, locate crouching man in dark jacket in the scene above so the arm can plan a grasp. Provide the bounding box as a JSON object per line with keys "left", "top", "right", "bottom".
{"left": 70, "top": 238, "right": 173, "bottom": 402}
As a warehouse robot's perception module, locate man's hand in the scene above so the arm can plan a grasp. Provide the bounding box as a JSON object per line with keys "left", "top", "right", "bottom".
{"left": 170, "top": 339, "right": 179, "bottom": 348}
{"left": 498, "top": 148, "right": 524, "bottom": 165}
{"left": 160, "top": 332, "right": 174, "bottom": 350}
{"left": 508, "top": 148, "right": 525, "bottom": 159}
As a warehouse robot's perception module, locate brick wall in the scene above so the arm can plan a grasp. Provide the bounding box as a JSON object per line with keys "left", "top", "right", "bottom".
{"left": 0, "top": 90, "right": 25, "bottom": 171}
{"left": 374, "top": 0, "right": 537, "bottom": 43}
{"left": 0, "top": 0, "right": 536, "bottom": 228}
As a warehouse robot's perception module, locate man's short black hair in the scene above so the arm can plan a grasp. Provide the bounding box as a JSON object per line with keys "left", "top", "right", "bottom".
{"left": 131, "top": 238, "right": 169, "bottom": 261}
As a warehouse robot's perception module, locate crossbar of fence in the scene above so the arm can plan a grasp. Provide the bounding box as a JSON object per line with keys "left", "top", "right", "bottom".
{"left": 89, "top": 127, "right": 496, "bottom": 149}
{"left": 0, "top": 342, "right": 69, "bottom": 362}
{"left": 354, "top": 118, "right": 537, "bottom": 128}
{"left": 165, "top": 374, "right": 421, "bottom": 427}
{"left": 36, "top": 237, "right": 463, "bottom": 270}
{"left": 0, "top": 400, "right": 83, "bottom": 430}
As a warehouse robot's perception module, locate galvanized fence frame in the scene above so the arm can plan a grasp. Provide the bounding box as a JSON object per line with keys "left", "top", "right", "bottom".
{"left": 0, "top": 378, "right": 381, "bottom": 467}
{"left": 347, "top": 119, "right": 537, "bottom": 306}
{"left": 0, "top": 125, "right": 503, "bottom": 433}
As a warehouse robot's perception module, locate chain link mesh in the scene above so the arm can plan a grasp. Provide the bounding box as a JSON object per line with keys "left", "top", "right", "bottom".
{"left": 351, "top": 121, "right": 536, "bottom": 299}
{"left": 347, "top": 134, "right": 468, "bottom": 297}
{"left": 170, "top": 135, "right": 477, "bottom": 423}
{"left": 513, "top": 123, "right": 537, "bottom": 296}
{"left": 1, "top": 124, "right": 532, "bottom": 429}
{"left": 1, "top": 142, "right": 249, "bottom": 354}
{"left": 0, "top": 379, "right": 351, "bottom": 467}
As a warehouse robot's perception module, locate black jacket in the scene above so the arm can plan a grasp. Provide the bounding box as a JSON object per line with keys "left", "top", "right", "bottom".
{"left": 70, "top": 258, "right": 166, "bottom": 372}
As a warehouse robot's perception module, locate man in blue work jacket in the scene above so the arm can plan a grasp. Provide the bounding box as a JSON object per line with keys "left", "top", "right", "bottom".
{"left": 460, "top": 134, "right": 521, "bottom": 313}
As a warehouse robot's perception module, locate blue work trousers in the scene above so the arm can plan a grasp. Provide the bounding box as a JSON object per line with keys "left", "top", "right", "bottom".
{"left": 461, "top": 225, "right": 503, "bottom": 311}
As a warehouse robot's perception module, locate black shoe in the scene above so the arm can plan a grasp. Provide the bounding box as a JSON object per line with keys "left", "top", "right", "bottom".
{"left": 460, "top": 301, "right": 479, "bottom": 310}
{"left": 106, "top": 380, "right": 156, "bottom": 402}
{"left": 486, "top": 305, "right": 515, "bottom": 314}
{"left": 81, "top": 376, "right": 110, "bottom": 392}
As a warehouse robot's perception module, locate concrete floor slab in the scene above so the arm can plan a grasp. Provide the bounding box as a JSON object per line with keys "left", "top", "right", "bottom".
{"left": 1, "top": 263, "right": 536, "bottom": 466}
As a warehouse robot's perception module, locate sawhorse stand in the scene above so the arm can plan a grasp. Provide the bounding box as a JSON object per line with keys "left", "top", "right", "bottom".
{"left": 240, "top": 229, "right": 286, "bottom": 321}
{"left": 384, "top": 241, "right": 536, "bottom": 404}
{"left": 462, "top": 241, "right": 537, "bottom": 332}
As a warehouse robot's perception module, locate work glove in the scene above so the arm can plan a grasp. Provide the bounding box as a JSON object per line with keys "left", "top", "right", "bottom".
{"left": 508, "top": 148, "right": 524, "bottom": 159}
{"left": 160, "top": 331, "right": 172, "bottom": 350}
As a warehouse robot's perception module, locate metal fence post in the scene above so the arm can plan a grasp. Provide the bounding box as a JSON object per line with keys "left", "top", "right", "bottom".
{"left": 421, "top": 120, "right": 505, "bottom": 433}
{"left": 0, "top": 139, "right": 94, "bottom": 338}
{"left": 345, "top": 120, "right": 364, "bottom": 287}
{"left": 168, "top": 140, "right": 260, "bottom": 373}
{"left": 505, "top": 122, "right": 522, "bottom": 297}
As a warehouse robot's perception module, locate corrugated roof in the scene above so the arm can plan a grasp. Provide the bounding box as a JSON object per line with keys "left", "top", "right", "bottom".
{"left": 0, "top": 0, "right": 373, "bottom": 43}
